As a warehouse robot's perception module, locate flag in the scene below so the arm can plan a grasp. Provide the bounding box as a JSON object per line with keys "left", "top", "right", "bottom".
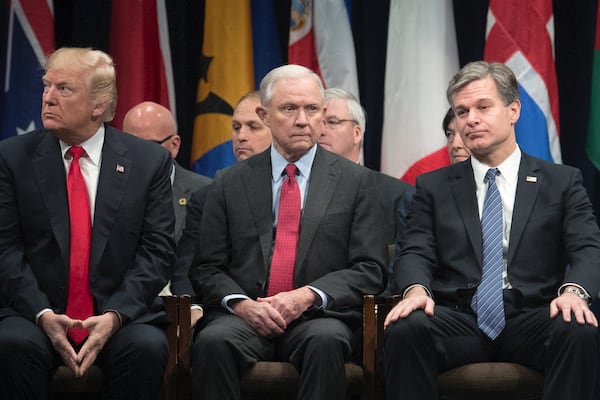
{"left": 251, "top": 0, "right": 282, "bottom": 88}
{"left": 191, "top": 1, "right": 254, "bottom": 177}
{"left": 587, "top": 3, "right": 600, "bottom": 170}
{"left": 1, "top": 0, "right": 54, "bottom": 139}
{"left": 288, "top": 0, "right": 359, "bottom": 98}
{"left": 485, "top": 0, "right": 561, "bottom": 163}
{"left": 380, "top": 0, "right": 459, "bottom": 184}
{"left": 109, "top": 0, "right": 175, "bottom": 129}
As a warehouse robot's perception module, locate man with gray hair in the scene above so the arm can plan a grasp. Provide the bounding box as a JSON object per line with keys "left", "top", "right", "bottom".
{"left": 189, "top": 64, "right": 386, "bottom": 399}
{"left": 384, "top": 61, "right": 600, "bottom": 400}
{"left": 320, "top": 87, "right": 414, "bottom": 245}
{"left": 0, "top": 47, "right": 176, "bottom": 399}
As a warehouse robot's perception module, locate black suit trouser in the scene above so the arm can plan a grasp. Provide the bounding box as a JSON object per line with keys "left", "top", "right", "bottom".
{"left": 191, "top": 312, "right": 353, "bottom": 400}
{"left": 0, "top": 315, "right": 168, "bottom": 400}
{"left": 383, "top": 305, "right": 599, "bottom": 400}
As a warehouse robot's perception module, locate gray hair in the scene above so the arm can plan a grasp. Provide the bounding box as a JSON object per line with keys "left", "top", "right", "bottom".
{"left": 446, "top": 61, "right": 519, "bottom": 107}
{"left": 324, "top": 87, "right": 366, "bottom": 135}
{"left": 259, "top": 64, "right": 325, "bottom": 106}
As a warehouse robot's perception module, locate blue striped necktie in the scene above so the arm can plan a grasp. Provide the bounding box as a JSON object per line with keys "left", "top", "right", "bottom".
{"left": 472, "top": 168, "right": 506, "bottom": 340}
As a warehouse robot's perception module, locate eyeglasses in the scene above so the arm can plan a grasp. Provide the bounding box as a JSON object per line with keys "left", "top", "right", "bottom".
{"left": 322, "top": 118, "right": 358, "bottom": 128}
{"left": 151, "top": 134, "right": 175, "bottom": 145}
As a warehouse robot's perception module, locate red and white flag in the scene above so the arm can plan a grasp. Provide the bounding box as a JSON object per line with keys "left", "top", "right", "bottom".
{"left": 109, "top": 0, "right": 175, "bottom": 129}
{"left": 485, "top": 0, "right": 561, "bottom": 163}
{"left": 381, "top": 0, "right": 459, "bottom": 184}
{"left": 289, "top": 0, "right": 359, "bottom": 98}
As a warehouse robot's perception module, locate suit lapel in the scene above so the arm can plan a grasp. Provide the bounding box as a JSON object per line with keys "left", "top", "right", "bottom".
{"left": 508, "top": 155, "right": 541, "bottom": 265}
{"left": 243, "top": 151, "right": 275, "bottom": 274}
{"left": 295, "top": 148, "right": 339, "bottom": 272}
{"left": 90, "top": 127, "right": 131, "bottom": 269}
{"left": 451, "top": 162, "right": 483, "bottom": 264}
{"left": 33, "top": 131, "right": 70, "bottom": 267}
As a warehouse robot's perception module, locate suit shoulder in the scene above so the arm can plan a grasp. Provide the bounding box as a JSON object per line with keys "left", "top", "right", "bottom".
{"left": 175, "top": 163, "right": 212, "bottom": 186}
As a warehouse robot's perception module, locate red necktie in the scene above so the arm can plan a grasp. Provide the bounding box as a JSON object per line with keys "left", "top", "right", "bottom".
{"left": 267, "top": 164, "right": 301, "bottom": 296}
{"left": 65, "top": 146, "right": 94, "bottom": 344}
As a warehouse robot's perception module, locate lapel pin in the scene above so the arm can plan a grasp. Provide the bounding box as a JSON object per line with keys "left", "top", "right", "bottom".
{"left": 116, "top": 164, "right": 125, "bottom": 173}
{"left": 526, "top": 176, "right": 537, "bottom": 183}
{"left": 179, "top": 198, "right": 187, "bottom": 206}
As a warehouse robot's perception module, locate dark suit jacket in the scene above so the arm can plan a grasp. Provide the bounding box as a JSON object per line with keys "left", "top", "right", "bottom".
{"left": 171, "top": 183, "right": 211, "bottom": 295}
{"left": 372, "top": 170, "right": 414, "bottom": 246}
{"left": 172, "top": 162, "right": 211, "bottom": 241}
{"left": 189, "top": 146, "right": 387, "bottom": 326}
{"left": 0, "top": 126, "right": 177, "bottom": 325}
{"left": 393, "top": 153, "right": 600, "bottom": 310}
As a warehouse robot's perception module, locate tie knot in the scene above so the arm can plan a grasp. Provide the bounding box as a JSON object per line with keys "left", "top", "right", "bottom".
{"left": 68, "top": 146, "right": 86, "bottom": 161}
{"left": 485, "top": 168, "right": 499, "bottom": 183}
{"left": 284, "top": 164, "right": 298, "bottom": 179}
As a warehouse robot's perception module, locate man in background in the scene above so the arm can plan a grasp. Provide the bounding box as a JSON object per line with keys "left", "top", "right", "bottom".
{"left": 123, "top": 101, "right": 212, "bottom": 245}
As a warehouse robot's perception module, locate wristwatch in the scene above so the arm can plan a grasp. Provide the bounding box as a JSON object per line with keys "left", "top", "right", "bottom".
{"left": 563, "top": 286, "right": 592, "bottom": 304}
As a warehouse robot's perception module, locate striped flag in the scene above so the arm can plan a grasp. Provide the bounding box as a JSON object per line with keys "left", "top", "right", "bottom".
{"left": 380, "top": 0, "right": 458, "bottom": 184}
{"left": 288, "top": 0, "right": 359, "bottom": 98}
{"left": 485, "top": 0, "right": 561, "bottom": 163}
{"left": 1, "top": 0, "right": 54, "bottom": 139}
{"left": 587, "top": 3, "right": 600, "bottom": 170}
{"left": 191, "top": 0, "right": 254, "bottom": 177}
{"left": 109, "top": 0, "right": 175, "bottom": 129}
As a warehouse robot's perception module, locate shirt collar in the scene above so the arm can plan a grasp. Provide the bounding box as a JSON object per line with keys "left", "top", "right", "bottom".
{"left": 470, "top": 145, "right": 521, "bottom": 185}
{"left": 270, "top": 144, "right": 317, "bottom": 181}
{"left": 60, "top": 125, "right": 105, "bottom": 167}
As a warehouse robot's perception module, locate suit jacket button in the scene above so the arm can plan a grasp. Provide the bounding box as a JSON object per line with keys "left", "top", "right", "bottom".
{"left": 467, "top": 282, "right": 475, "bottom": 288}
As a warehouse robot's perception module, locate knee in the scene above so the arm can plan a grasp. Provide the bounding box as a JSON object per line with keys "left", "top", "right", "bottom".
{"left": 550, "top": 318, "right": 599, "bottom": 349}
{"left": 385, "top": 310, "right": 431, "bottom": 346}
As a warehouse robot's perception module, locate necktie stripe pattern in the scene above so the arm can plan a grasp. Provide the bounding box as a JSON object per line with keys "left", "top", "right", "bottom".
{"left": 65, "top": 146, "right": 94, "bottom": 344}
{"left": 267, "top": 163, "right": 301, "bottom": 296}
{"left": 473, "top": 168, "right": 506, "bottom": 339}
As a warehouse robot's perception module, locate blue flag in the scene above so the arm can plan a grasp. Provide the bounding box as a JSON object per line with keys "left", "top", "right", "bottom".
{"left": 1, "top": 0, "right": 54, "bottom": 140}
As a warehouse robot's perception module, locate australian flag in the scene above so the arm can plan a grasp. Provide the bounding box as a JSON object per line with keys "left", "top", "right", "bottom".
{"left": 1, "top": 0, "right": 54, "bottom": 140}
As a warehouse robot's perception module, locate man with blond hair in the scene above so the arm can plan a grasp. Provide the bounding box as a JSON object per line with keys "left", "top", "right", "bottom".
{"left": 0, "top": 47, "right": 176, "bottom": 400}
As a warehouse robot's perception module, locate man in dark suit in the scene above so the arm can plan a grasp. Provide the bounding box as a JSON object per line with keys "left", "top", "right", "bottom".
{"left": 0, "top": 47, "right": 176, "bottom": 400}
{"left": 384, "top": 61, "right": 600, "bottom": 400}
{"left": 188, "top": 65, "right": 387, "bottom": 400}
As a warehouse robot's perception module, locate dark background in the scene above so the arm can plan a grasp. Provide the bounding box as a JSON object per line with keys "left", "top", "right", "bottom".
{"left": 1, "top": 0, "right": 599, "bottom": 214}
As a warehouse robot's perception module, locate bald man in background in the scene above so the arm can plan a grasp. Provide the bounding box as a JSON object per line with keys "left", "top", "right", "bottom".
{"left": 123, "top": 102, "right": 211, "bottom": 300}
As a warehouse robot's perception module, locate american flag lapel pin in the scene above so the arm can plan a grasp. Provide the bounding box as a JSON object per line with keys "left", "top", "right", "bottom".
{"left": 116, "top": 164, "right": 125, "bottom": 173}
{"left": 526, "top": 176, "right": 537, "bottom": 183}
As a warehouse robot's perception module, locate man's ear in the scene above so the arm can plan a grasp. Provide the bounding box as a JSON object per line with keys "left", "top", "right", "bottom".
{"left": 256, "top": 106, "right": 270, "bottom": 127}
{"left": 92, "top": 101, "right": 109, "bottom": 119}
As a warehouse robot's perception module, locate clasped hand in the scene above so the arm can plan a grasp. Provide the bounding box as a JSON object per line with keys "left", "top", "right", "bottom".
{"left": 39, "top": 311, "right": 120, "bottom": 377}
{"left": 233, "top": 287, "right": 318, "bottom": 338}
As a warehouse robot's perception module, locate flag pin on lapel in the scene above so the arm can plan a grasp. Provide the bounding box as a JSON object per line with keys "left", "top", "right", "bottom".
{"left": 116, "top": 164, "right": 125, "bottom": 173}
{"left": 526, "top": 176, "right": 537, "bottom": 183}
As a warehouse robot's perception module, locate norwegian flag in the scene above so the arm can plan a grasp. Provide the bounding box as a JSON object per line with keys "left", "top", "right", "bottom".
{"left": 1, "top": 0, "right": 54, "bottom": 139}
{"left": 485, "top": 0, "right": 561, "bottom": 163}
